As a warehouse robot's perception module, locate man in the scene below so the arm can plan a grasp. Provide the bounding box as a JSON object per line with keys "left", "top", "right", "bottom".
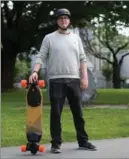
{"left": 29, "top": 8, "right": 96, "bottom": 153}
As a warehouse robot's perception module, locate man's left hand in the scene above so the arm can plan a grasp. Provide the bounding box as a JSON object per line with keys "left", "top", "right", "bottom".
{"left": 80, "top": 78, "right": 88, "bottom": 90}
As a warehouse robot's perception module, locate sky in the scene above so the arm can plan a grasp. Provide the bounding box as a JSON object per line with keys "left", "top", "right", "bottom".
{"left": 117, "top": 27, "right": 129, "bottom": 37}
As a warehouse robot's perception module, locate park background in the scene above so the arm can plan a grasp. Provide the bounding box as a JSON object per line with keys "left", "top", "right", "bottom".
{"left": 1, "top": 1, "right": 129, "bottom": 147}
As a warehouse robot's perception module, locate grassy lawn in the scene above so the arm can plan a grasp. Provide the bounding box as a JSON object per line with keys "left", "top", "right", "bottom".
{"left": 2, "top": 88, "right": 129, "bottom": 105}
{"left": 1, "top": 88, "right": 129, "bottom": 147}
{"left": 92, "top": 89, "right": 129, "bottom": 105}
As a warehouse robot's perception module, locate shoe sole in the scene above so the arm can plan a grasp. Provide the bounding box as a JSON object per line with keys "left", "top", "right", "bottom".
{"left": 79, "top": 147, "right": 97, "bottom": 151}
{"left": 51, "top": 149, "right": 61, "bottom": 153}
{"left": 51, "top": 151, "right": 61, "bottom": 153}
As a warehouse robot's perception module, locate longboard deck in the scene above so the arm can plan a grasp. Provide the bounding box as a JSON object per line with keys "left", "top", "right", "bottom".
{"left": 26, "top": 85, "right": 42, "bottom": 142}
{"left": 20, "top": 80, "right": 46, "bottom": 154}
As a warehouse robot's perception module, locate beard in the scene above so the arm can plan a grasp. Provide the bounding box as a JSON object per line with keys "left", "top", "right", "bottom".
{"left": 58, "top": 25, "right": 68, "bottom": 30}
{"left": 58, "top": 22, "right": 71, "bottom": 30}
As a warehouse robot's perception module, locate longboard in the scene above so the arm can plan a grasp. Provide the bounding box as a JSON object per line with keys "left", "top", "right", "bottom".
{"left": 20, "top": 79, "right": 46, "bottom": 154}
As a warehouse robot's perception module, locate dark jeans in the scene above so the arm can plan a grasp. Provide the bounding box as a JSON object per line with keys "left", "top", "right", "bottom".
{"left": 49, "top": 78, "right": 88, "bottom": 146}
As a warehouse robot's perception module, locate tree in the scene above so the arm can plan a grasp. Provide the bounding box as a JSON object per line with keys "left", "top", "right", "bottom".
{"left": 1, "top": 1, "right": 129, "bottom": 90}
{"left": 1, "top": 1, "right": 54, "bottom": 90}
{"left": 79, "top": 20, "right": 129, "bottom": 88}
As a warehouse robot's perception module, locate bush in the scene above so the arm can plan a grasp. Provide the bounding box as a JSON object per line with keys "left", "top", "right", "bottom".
{"left": 14, "top": 58, "right": 31, "bottom": 82}
{"left": 102, "top": 66, "right": 112, "bottom": 82}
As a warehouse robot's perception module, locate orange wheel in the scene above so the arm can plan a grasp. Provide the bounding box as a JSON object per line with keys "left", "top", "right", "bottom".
{"left": 21, "top": 145, "right": 27, "bottom": 152}
{"left": 39, "top": 145, "right": 46, "bottom": 152}
{"left": 38, "top": 80, "right": 45, "bottom": 88}
{"left": 21, "top": 80, "right": 27, "bottom": 88}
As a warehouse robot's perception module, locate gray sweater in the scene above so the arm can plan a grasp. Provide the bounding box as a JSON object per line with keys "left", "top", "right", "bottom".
{"left": 35, "top": 30, "right": 87, "bottom": 80}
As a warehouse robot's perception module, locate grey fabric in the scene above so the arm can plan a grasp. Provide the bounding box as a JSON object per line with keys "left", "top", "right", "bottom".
{"left": 81, "top": 69, "right": 97, "bottom": 104}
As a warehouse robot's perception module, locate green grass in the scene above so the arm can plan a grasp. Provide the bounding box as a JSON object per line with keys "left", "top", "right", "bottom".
{"left": 2, "top": 88, "right": 129, "bottom": 147}
{"left": 2, "top": 88, "right": 129, "bottom": 105}
{"left": 92, "top": 89, "right": 129, "bottom": 105}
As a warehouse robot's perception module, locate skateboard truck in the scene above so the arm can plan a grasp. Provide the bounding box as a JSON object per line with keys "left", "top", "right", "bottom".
{"left": 20, "top": 79, "right": 45, "bottom": 88}
{"left": 21, "top": 142, "right": 45, "bottom": 154}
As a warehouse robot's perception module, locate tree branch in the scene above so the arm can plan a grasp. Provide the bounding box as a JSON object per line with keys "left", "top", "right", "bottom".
{"left": 105, "top": 41, "right": 115, "bottom": 55}
{"left": 105, "top": 25, "right": 116, "bottom": 55}
{"left": 95, "top": 33, "right": 108, "bottom": 48}
{"left": 92, "top": 52, "right": 113, "bottom": 65}
{"left": 86, "top": 40, "right": 113, "bottom": 65}
{"left": 115, "top": 42, "right": 129, "bottom": 55}
{"left": 119, "top": 52, "right": 129, "bottom": 66}
{"left": 94, "top": 27, "right": 116, "bottom": 56}
{"left": 81, "top": 28, "right": 113, "bottom": 65}
{"left": 3, "top": 2, "right": 10, "bottom": 27}
{"left": 13, "top": 2, "right": 25, "bottom": 24}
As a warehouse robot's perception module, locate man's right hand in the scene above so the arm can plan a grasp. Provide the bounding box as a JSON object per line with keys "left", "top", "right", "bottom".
{"left": 29, "top": 72, "right": 38, "bottom": 83}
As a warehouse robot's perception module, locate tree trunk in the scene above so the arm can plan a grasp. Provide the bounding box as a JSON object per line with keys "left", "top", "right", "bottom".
{"left": 112, "top": 62, "right": 121, "bottom": 88}
{"left": 1, "top": 43, "right": 18, "bottom": 92}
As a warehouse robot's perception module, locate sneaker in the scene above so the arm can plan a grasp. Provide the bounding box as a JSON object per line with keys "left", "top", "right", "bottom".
{"left": 51, "top": 144, "right": 61, "bottom": 153}
{"left": 79, "top": 142, "right": 97, "bottom": 151}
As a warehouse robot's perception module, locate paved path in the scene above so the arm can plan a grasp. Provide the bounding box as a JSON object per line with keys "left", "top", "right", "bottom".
{"left": 86, "top": 105, "right": 129, "bottom": 109}
{"left": 1, "top": 137, "right": 129, "bottom": 158}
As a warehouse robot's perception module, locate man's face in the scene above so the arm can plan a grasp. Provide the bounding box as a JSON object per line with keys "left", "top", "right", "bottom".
{"left": 57, "top": 15, "right": 70, "bottom": 30}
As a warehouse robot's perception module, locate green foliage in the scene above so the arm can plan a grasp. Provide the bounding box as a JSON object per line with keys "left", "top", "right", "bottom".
{"left": 91, "top": 25, "right": 129, "bottom": 56}
{"left": 102, "top": 67, "right": 112, "bottom": 81}
{"left": 14, "top": 53, "right": 45, "bottom": 82}
{"left": 14, "top": 57, "right": 31, "bottom": 82}
{"left": 2, "top": 1, "right": 129, "bottom": 52}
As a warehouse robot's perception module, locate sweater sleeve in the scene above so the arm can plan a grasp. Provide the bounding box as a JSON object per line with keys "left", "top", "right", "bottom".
{"left": 35, "top": 35, "right": 49, "bottom": 67}
{"left": 78, "top": 36, "right": 87, "bottom": 63}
